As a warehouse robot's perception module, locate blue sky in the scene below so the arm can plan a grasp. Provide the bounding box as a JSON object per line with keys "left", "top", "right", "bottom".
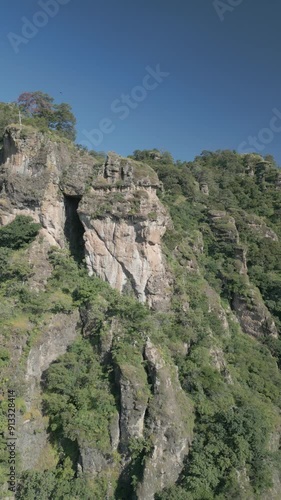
{"left": 1, "top": 0, "right": 281, "bottom": 163}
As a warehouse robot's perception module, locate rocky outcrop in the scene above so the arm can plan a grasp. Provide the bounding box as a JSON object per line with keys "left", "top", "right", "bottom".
{"left": 208, "top": 210, "right": 239, "bottom": 244}
{"left": 79, "top": 153, "right": 172, "bottom": 310}
{"left": 208, "top": 210, "right": 248, "bottom": 274}
{"left": 243, "top": 153, "right": 265, "bottom": 176}
{"left": 0, "top": 126, "right": 72, "bottom": 246}
{"left": 2, "top": 125, "right": 280, "bottom": 498}
{"left": 246, "top": 219, "right": 278, "bottom": 241}
{"left": 77, "top": 308, "right": 194, "bottom": 497}
{"left": 0, "top": 129, "right": 171, "bottom": 310}
{"left": 207, "top": 208, "right": 279, "bottom": 338}
{"left": 115, "top": 351, "right": 150, "bottom": 452}
{"left": 200, "top": 182, "right": 209, "bottom": 195}
{"left": 0, "top": 127, "right": 177, "bottom": 492}
{"left": 136, "top": 341, "right": 194, "bottom": 500}
{"left": 231, "top": 209, "right": 279, "bottom": 242}
{"left": 0, "top": 126, "right": 103, "bottom": 248}
{"left": 25, "top": 311, "right": 80, "bottom": 403}
{"left": 79, "top": 447, "right": 108, "bottom": 476}
{"left": 17, "top": 310, "right": 80, "bottom": 470}
{"left": 232, "top": 289, "right": 278, "bottom": 339}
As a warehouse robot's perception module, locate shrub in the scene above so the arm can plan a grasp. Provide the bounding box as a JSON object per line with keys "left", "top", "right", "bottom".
{"left": 0, "top": 216, "right": 40, "bottom": 249}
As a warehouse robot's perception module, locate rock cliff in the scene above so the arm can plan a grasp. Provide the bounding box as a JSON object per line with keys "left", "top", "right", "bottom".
{"left": 0, "top": 126, "right": 184, "bottom": 499}
{"left": 0, "top": 127, "right": 171, "bottom": 310}
{"left": 1, "top": 131, "right": 281, "bottom": 499}
{"left": 79, "top": 155, "right": 172, "bottom": 310}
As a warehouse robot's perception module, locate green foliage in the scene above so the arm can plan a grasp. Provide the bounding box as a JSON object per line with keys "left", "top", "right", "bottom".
{"left": 17, "top": 91, "right": 76, "bottom": 141}
{"left": 0, "top": 216, "right": 40, "bottom": 249}
{"left": 49, "top": 102, "right": 77, "bottom": 141}
{"left": 18, "top": 91, "right": 54, "bottom": 116}
{"left": 138, "top": 147, "right": 281, "bottom": 498}
{"left": 0, "top": 93, "right": 76, "bottom": 144}
{"left": 16, "top": 468, "right": 93, "bottom": 500}
{"left": 176, "top": 332, "right": 280, "bottom": 498}
{"left": 0, "top": 247, "right": 12, "bottom": 280}
{"left": 0, "top": 102, "right": 19, "bottom": 144}
{"left": 184, "top": 402, "right": 273, "bottom": 497}
{"left": 43, "top": 338, "right": 117, "bottom": 451}
{"left": 131, "top": 148, "right": 173, "bottom": 164}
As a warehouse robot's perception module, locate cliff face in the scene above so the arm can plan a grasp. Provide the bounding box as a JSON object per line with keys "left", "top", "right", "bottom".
{"left": 136, "top": 341, "right": 193, "bottom": 500}
{"left": 208, "top": 209, "right": 278, "bottom": 338}
{"left": 0, "top": 126, "right": 70, "bottom": 247}
{"left": 0, "top": 127, "right": 171, "bottom": 309}
{"left": 79, "top": 154, "right": 172, "bottom": 310}
{"left": 1, "top": 129, "right": 281, "bottom": 499}
{"left": 0, "top": 126, "right": 186, "bottom": 499}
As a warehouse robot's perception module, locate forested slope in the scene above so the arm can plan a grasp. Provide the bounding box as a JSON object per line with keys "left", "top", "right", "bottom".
{"left": 0, "top": 122, "right": 281, "bottom": 499}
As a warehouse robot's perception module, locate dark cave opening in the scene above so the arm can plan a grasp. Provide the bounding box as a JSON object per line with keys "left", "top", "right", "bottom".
{"left": 64, "top": 194, "right": 85, "bottom": 263}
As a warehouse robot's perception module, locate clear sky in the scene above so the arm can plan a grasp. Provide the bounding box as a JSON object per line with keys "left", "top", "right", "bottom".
{"left": 1, "top": 0, "right": 281, "bottom": 163}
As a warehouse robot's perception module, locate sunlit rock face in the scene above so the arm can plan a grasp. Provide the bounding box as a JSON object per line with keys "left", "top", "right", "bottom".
{"left": 78, "top": 153, "right": 172, "bottom": 310}
{"left": 0, "top": 130, "right": 171, "bottom": 309}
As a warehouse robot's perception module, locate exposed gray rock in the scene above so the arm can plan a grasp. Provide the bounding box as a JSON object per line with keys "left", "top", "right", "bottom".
{"left": 79, "top": 446, "right": 109, "bottom": 476}
{"left": 136, "top": 341, "right": 194, "bottom": 500}
{"left": 79, "top": 182, "right": 172, "bottom": 310}
{"left": 232, "top": 289, "right": 278, "bottom": 338}
{"left": 1, "top": 130, "right": 172, "bottom": 310}
{"left": 200, "top": 182, "right": 209, "bottom": 195}
{"left": 115, "top": 353, "right": 150, "bottom": 452}
{"left": 208, "top": 210, "right": 239, "bottom": 244}
{"left": 17, "top": 311, "right": 80, "bottom": 470}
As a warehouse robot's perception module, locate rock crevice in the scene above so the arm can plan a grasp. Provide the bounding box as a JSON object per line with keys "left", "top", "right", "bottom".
{"left": 0, "top": 129, "right": 171, "bottom": 310}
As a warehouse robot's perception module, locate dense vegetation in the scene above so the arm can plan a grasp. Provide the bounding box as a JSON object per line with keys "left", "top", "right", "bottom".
{"left": 1, "top": 106, "right": 281, "bottom": 498}
{"left": 0, "top": 216, "right": 40, "bottom": 250}
{"left": 0, "top": 91, "right": 76, "bottom": 145}
{"left": 131, "top": 148, "right": 281, "bottom": 499}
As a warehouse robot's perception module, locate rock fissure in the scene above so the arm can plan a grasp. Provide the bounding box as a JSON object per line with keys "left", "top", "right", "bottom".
{"left": 63, "top": 194, "right": 85, "bottom": 262}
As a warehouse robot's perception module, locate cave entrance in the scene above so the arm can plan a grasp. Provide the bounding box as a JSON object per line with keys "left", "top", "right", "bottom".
{"left": 64, "top": 195, "right": 85, "bottom": 263}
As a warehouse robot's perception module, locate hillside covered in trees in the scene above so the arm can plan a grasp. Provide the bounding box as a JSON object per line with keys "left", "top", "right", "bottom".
{"left": 0, "top": 97, "right": 281, "bottom": 499}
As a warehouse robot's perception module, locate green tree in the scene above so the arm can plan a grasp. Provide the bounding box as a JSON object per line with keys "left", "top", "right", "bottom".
{"left": 0, "top": 216, "right": 40, "bottom": 249}
{"left": 49, "top": 102, "right": 76, "bottom": 141}
{"left": 0, "top": 102, "right": 19, "bottom": 144}
{"left": 17, "top": 91, "right": 76, "bottom": 140}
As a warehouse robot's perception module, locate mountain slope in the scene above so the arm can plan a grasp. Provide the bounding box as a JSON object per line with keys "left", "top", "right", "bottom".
{"left": 0, "top": 128, "right": 281, "bottom": 499}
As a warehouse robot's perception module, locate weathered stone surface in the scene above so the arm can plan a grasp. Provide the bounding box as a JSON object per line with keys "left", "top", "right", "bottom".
{"left": 136, "top": 341, "right": 194, "bottom": 500}
{"left": 207, "top": 208, "right": 279, "bottom": 339}
{"left": 2, "top": 125, "right": 281, "bottom": 499}
{"left": 115, "top": 353, "right": 150, "bottom": 452}
{"left": 25, "top": 311, "right": 80, "bottom": 402}
{"left": 232, "top": 209, "right": 279, "bottom": 242}
{"left": 0, "top": 130, "right": 171, "bottom": 310}
{"left": 79, "top": 163, "right": 172, "bottom": 309}
{"left": 101, "top": 152, "right": 160, "bottom": 188}
{"left": 79, "top": 447, "right": 105, "bottom": 475}
{"left": 248, "top": 224, "right": 278, "bottom": 241}
{"left": 17, "top": 311, "right": 80, "bottom": 470}
{"left": 0, "top": 126, "right": 99, "bottom": 248}
{"left": 232, "top": 289, "right": 278, "bottom": 338}
{"left": 60, "top": 154, "right": 99, "bottom": 197}
{"left": 200, "top": 182, "right": 209, "bottom": 195}
{"left": 208, "top": 210, "right": 239, "bottom": 244}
